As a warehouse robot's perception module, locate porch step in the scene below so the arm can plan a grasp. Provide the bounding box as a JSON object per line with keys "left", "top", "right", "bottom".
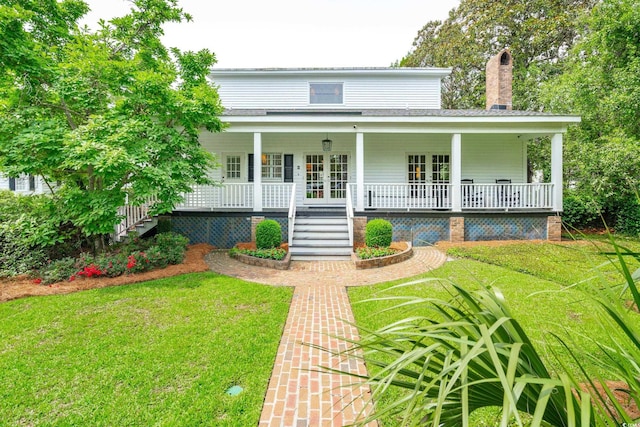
{"left": 293, "top": 224, "right": 348, "bottom": 233}
{"left": 135, "top": 217, "right": 158, "bottom": 235}
{"left": 290, "top": 215, "right": 352, "bottom": 261}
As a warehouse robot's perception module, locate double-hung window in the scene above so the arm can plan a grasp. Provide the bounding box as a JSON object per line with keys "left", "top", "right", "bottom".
{"left": 261, "top": 153, "right": 282, "bottom": 180}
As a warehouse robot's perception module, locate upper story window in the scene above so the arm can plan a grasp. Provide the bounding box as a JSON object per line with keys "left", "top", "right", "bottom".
{"left": 309, "top": 83, "right": 343, "bottom": 104}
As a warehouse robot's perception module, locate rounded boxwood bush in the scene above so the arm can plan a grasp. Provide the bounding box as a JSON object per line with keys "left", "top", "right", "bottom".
{"left": 256, "top": 219, "right": 282, "bottom": 249}
{"left": 365, "top": 219, "right": 393, "bottom": 248}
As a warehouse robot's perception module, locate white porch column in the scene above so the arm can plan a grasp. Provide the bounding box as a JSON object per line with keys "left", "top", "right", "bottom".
{"left": 451, "top": 133, "right": 462, "bottom": 212}
{"left": 356, "top": 132, "right": 365, "bottom": 211}
{"left": 551, "top": 133, "right": 563, "bottom": 211}
{"left": 253, "top": 132, "right": 263, "bottom": 212}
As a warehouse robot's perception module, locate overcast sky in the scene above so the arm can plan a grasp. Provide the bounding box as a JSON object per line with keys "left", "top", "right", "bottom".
{"left": 81, "top": 0, "right": 460, "bottom": 68}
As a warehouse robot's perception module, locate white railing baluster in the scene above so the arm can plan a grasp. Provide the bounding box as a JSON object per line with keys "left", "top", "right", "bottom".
{"left": 346, "top": 185, "right": 354, "bottom": 247}
{"left": 115, "top": 195, "right": 157, "bottom": 241}
{"left": 287, "top": 183, "right": 297, "bottom": 246}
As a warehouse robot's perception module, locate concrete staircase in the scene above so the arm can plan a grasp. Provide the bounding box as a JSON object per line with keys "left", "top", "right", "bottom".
{"left": 289, "top": 215, "right": 352, "bottom": 261}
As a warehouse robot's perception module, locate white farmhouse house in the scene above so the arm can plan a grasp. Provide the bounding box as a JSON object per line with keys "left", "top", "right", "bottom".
{"left": 0, "top": 50, "right": 579, "bottom": 258}
{"left": 169, "top": 50, "right": 579, "bottom": 258}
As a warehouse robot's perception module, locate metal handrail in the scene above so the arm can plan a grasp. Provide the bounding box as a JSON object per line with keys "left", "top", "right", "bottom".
{"left": 287, "top": 183, "right": 297, "bottom": 246}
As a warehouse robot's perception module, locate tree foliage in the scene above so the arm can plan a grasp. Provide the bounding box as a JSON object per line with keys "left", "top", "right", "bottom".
{"left": 401, "top": 0, "right": 596, "bottom": 111}
{"left": 542, "top": 0, "right": 640, "bottom": 224}
{"left": 0, "top": 0, "right": 224, "bottom": 242}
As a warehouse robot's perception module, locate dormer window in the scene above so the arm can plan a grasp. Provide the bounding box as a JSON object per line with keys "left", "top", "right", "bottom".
{"left": 309, "top": 82, "right": 343, "bottom": 104}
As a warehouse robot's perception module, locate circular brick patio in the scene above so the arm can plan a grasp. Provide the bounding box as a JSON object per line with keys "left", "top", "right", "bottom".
{"left": 204, "top": 246, "right": 448, "bottom": 287}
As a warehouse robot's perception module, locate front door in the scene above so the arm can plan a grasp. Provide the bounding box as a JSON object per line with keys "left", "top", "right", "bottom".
{"left": 305, "top": 153, "right": 348, "bottom": 204}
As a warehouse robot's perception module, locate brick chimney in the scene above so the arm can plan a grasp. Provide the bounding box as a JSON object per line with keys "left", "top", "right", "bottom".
{"left": 486, "top": 49, "right": 512, "bottom": 110}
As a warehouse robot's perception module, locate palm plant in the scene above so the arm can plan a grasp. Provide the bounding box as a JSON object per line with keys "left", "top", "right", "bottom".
{"left": 567, "top": 236, "right": 640, "bottom": 424}
{"left": 324, "top": 278, "right": 594, "bottom": 426}
{"left": 327, "top": 232, "right": 640, "bottom": 426}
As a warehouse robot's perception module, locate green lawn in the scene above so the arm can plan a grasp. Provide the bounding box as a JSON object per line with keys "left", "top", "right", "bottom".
{"left": 349, "top": 237, "right": 640, "bottom": 426}
{"left": 445, "top": 236, "right": 640, "bottom": 289}
{"left": 0, "top": 272, "right": 292, "bottom": 426}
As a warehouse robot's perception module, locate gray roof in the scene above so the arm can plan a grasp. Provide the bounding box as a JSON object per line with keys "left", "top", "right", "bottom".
{"left": 221, "top": 108, "right": 567, "bottom": 118}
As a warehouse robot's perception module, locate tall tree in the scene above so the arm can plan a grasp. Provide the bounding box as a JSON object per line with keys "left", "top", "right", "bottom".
{"left": 0, "top": 0, "right": 224, "bottom": 249}
{"left": 401, "top": 0, "right": 597, "bottom": 110}
{"left": 542, "top": 0, "right": 640, "bottom": 217}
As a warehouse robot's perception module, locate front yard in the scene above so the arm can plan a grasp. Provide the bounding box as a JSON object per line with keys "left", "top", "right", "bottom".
{"left": 0, "top": 273, "right": 292, "bottom": 426}
{"left": 1, "top": 235, "right": 639, "bottom": 425}
{"left": 349, "top": 236, "right": 640, "bottom": 426}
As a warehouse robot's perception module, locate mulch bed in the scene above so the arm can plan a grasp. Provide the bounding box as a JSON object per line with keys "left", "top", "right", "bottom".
{"left": 581, "top": 380, "right": 640, "bottom": 420}
{"left": 0, "top": 243, "right": 214, "bottom": 303}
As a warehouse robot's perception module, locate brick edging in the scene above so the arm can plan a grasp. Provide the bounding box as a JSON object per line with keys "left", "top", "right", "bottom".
{"left": 230, "top": 251, "right": 291, "bottom": 270}
{"left": 351, "top": 242, "right": 414, "bottom": 269}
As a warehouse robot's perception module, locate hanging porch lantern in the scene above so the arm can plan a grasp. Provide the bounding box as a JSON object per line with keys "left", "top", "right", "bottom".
{"left": 322, "top": 135, "right": 332, "bottom": 152}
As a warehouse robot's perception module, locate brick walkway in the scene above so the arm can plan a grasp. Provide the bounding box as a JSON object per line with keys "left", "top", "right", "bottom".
{"left": 205, "top": 248, "right": 448, "bottom": 426}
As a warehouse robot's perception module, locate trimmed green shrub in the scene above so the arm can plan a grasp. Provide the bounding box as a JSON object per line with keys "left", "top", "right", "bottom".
{"left": 256, "top": 220, "right": 282, "bottom": 249}
{"left": 365, "top": 219, "right": 393, "bottom": 248}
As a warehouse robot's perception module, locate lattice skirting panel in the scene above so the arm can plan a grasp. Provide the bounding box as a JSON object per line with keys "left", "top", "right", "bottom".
{"left": 367, "top": 216, "right": 450, "bottom": 246}
{"left": 171, "top": 214, "right": 288, "bottom": 248}
{"left": 465, "top": 216, "right": 547, "bottom": 241}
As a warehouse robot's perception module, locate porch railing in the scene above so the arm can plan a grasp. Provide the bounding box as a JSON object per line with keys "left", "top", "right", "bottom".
{"left": 178, "top": 184, "right": 253, "bottom": 209}
{"left": 462, "top": 183, "right": 553, "bottom": 209}
{"left": 176, "top": 183, "right": 295, "bottom": 210}
{"left": 115, "top": 196, "right": 156, "bottom": 240}
{"left": 175, "top": 182, "right": 553, "bottom": 211}
{"left": 355, "top": 183, "right": 453, "bottom": 210}
{"left": 349, "top": 183, "right": 553, "bottom": 210}
{"left": 263, "top": 183, "right": 295, "bottom": 209}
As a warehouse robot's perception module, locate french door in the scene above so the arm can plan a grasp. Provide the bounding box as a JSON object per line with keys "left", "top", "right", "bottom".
{"left": 305, "top": 153, "right": 349, "bottom": 204}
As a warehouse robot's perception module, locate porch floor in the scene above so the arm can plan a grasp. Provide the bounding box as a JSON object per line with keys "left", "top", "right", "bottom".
{"left": 205, "top": 247, "right": 448, "bottom": 426}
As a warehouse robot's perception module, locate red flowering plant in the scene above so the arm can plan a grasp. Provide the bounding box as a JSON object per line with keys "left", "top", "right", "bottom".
{"left": 76, "top": 264, "right": 103, "bottom": 278}
{"left": 125, "top": 251, "right": 151, "bottom": 274}
{"left": 33, "top": 232, "right": 189, "bottom": 284}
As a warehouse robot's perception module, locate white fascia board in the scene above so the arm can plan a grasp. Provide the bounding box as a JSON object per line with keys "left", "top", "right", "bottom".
{"left": 220, "top": 114, "right": 581, "bottom": 134}
{"left": 210, "top": 67, "right": 453, "bottom": 79}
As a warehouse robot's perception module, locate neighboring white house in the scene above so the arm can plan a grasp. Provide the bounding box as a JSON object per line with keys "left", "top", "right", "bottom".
{"left": 169, "top": 50, "right": 579, "bottom": 254}
{"left": 0, "top": 174, "right": 48, "bottom": 194}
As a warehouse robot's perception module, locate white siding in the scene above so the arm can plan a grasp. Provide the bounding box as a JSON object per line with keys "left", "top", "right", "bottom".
{"left": 198, "top": 131, "right": 527, "bottom": 207}
{"left": 461, "top": 134, "right": 527, "bottom": 183}
{"left": 363, "top": 134, "right": 451, "bottom": 184}
{"left": 212, "top": 72, "right": 443, "bottom": 110}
